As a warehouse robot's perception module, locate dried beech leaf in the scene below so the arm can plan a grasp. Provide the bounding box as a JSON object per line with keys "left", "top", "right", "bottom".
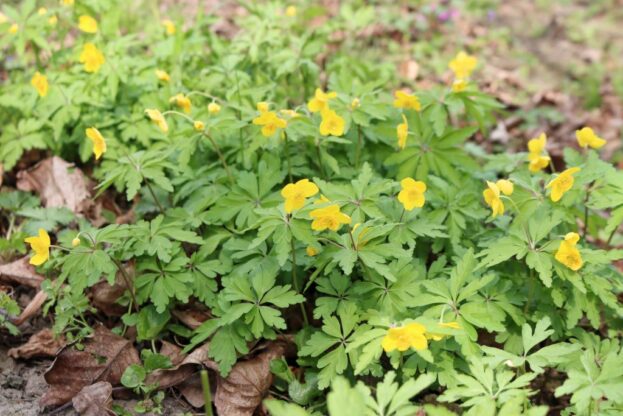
{"left": 213, "top": 342, "right": 287, "bottom": 416}
{"left": 13, "top": 290, "right": 48, "bottom": 325}
{"left": 16, "top": 156, "right": 92, "bottom": 214}
{"left": 8, "top": 328, "right": 65, "bottom": 359}
{"left": 0, "top": 256, "right": 44, "bottom": 288}
{"left": 146, "top": 344, "right": 210, "bottom": 390}
{"left": 72, "top": 382, "right": 113, "bottom": 416}
{"left": 41, "top": 324, "right": 140, "bottom": 407}
{"left": 90, "top": 279, "right": 126, "bottom": 317}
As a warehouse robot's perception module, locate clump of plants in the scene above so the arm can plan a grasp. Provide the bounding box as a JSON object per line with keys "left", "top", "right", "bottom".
{"left": 1, "top": 1, "right": 622, "bottom": 415}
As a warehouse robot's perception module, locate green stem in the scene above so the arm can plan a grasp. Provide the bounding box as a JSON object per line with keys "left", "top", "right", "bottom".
{"left": 398, "top": 207, "right": 405, "bottom": 223}
{"left": 200, "top": 370, "right": 213, "bottom": 416}
{"left": 203, "top": 132, "right": 234, "bottom": 184}
{"left": 110, "top": 257, "right": 139, "bottom": 313}
{"left": 145, "top": 180, "right": 165, "bottom": 214}
{"left": 355, "top": 125, "right": 362, "bottom": 169}
{"left": 289, "top": 225, "right": 309, "bottom": 325}
{"left": 284, "top": 131, "right": 293, "bottom": 183}
{"left": 314, "top": 140, "right": 326, "bottom": 180}
{"left": 583, "top": 182, "right": 593, "bottom": 239}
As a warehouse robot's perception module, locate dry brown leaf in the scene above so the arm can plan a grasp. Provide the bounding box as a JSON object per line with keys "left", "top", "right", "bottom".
{"left": 90, "top": 279, "right": 126, "bottom": 317}
{"left": 41, "top": 324, "right": 140, "bottom": 407}
{"left": 13, "top": 289, "right": 48, "bottom": 325}
{"left": 177, "top": 375, "right": 205, "bottom": 408}
{"left": 172, "top": 307, "right": 211, "bottom": 329}
{"left": 398, "top": 59, "right": 419, "bottom": 80}
{"left": 146, "top": 344, "right": 209, "bottom": 390}
{"left": 213, "top": 341, "right": 287, "bottom": 416}
{"left": 8, "top": 328, "right": 65, "bottom": 359}
{"left": 16, "top": 156, "right": 92, "bottom": 214}
{"left": 0, "top": 256, "right": 44, "bottom": 288}
{"left": 72, "top": 382, "right": 113, "bottom": 416}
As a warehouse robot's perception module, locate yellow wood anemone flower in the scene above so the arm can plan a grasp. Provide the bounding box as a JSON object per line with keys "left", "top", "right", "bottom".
{"left": 483, "top": 179, "right": 513, "bottom": 217}
{"left": 31, "top": 72, "right": 49, "bottom": 97}
{"left": 145, "top": 109, "right": 169, "bottom": 133}
{"left": 319, "top": 108, "right": 345, "bottom": 137}
{"left": 398, "top": 177, "right": 426, "bottom": 211}
{"left": 527, "top": 133, "right": 550, "bottom": 173}
{"left": 285, "top": 6, "right": 297, "bottom": 17}
{"left": 194, "top": 120, "right": 205, "bottom": 131}
{"left": 449, "top": 51, "right": 478, "bottom": 80}
{"left": 78, "top": 15, "right": 98, "bottom": 33}
{"left": 426, "top": 321, "right": 461, "bottom": 341}
{"left": 256, "top": 101, "right": 270, "bottom": 113}
{"left": 155, "top": 69, "right": 170, "bottom": 83}
{"left": 576, "top": 127, "right": 606, "bottom": 150}
{"left": 86, "top": 127, "right": 107, "bottom": 160}
{"left": 310, "top": 204, "right": 351, "bottom": 232}
{"left": 307, "top": 88, "right": 337, "bottom": 113}
{"left": 554, "top": 232, "right": 583, "bottom": 271}
{"left": 452, "top": 78, "right": 468, "bottom": 92}
{"left": 393, "top": 90, "right": 421, "bottom": 111}
{"left": 253, "top": 111, "right": 287, "bottom": 137}
{"left": 306, "top": 246, "right": 318, "bottom": 256}
{"left": 170, "top": 93, "right": 192, "bottom": 114}
{"left": 24, "top": 228, "right": 51, "bottom": 266}
{"left": 162, "top": 19, "right": 176, "bottom": 35}
{"left": 8, "top": 23, "right": 19, "bottom": 34}
{"left": 79, "top": 43, "right": 105, "bottom": 73}
{"left": 382, "top": 323, "right": 428, "bottom": 353}
{"left": 208, "top": 102, "right": 221, "bottom": 114}
{"left": 546, "top": 167, "right": 580, "bottom": 202}
{"left": 396, "top": 114, "right": 408, "bottom": 149}
{"left": 281, "top": 179, "right": 319, "bottom": 213}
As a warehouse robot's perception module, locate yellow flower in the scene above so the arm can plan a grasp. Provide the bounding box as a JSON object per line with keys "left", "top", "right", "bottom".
{"left": 145, "top": 109, "right": 169, "bottom": 133}
{"left": 170, "top": 93, "right": 192, "bottom": 114}
{"left": 449, "top": 51, "right": 478, "bottom": 79}
{"left": 393, "top": 90, "right": 421, "bottom": 111}
{"left": 0, "top": 13, "right": 8, "bottom": 24}
{"left": 306, "top": 246, "right": 318, "bottom": 256}
{"left": 308, "top": 88, "right": 337, "bottom": 113}
{"left": 546, "top": 167, "right": 581, "bottom": 202}
{"left": 194, "top": 120, "right": 205, "bottom": 131}
{"left": 314, "top": 194, "right": 330, "bottom": 204}
{"left": 78, "top": 15, "right": 98, "bottom": 33}
{"left": 48, "top": 15, "right": 58, "bottom": 26}
{"left": 253, "top": 111, "right": 287, "bottom": 137}
{"left": 24, "top": 229, "right": 51, "bottom": 266}
{"left": 554, "top": 232, "right": 583, "bottom": 271}
{"left": 162, "top": 19, "right": 176, "bottom": 35}
{"left": 285, "top": 6, "right": 297, "bottom": 17}
{"left": 351, "top": 98, "right": 360, "bottom": 109}
{"left": 38, "top": 7, "right": 48, "bottom": 16}
{"left": 71, "top": 237, "right": 80, "bottom": 247}
{"left": 483, "top": 179, "right": 513, "bottom": 217}
{"left": 310, "top": 204, "right": 351, "bottom": 232}
{"left": 61, "top": 0, "right": 74, "bottom": 5}
{"left": 398, "top": 177, "right": 426, "bottom": 211}
{"left": 396, "top": 114, "right": 408, "bottom": 149}
{"left": 79, "top": 43, "right": 105, "bottom": 73}
{"left": 427, "top": 321, "right": 461, "bottom": 341}
{"left": 31, "top": 72, "right": 49, "bottom": 97}
{"left": 155, "top": 69, "right": 170, "bottom": 83}
{"left": 8, "top": 23, "right": 18, "bottom": 34}
{"left": 452, "top": 78, "right": 468, "bottom": 92}
{"left": 319, "top": 108, "right": 345, "bottom": 137}
{"left": 281, "top": 179, "right": 319, "bottom": 213}
{"left": 527, "top": 133, "right": 550, "bottom": 172}
{"left": 86, "top": 127, "right": 107, "bottom": 160}
{"left": 382, "top": 323, "right": 428, "bottom": 352}
{"left": 257, "top": 101, "right": 270, "bottom": 113}
{"left": 576, "top": 127, "right": 606, "bottom": 150}
{"left": 280, "top": 109, "right": 299, "bottom": 118}
{"left": 208, "top": 102, "right": 221, "bottom": 114}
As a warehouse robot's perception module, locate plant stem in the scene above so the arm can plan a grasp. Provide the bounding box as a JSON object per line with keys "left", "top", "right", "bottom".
{"left": 200, "top": 370, "right": 213, "bottom": 416}
{"left": 606, "top": 225, "right": 619, "bottom": 246}
{"left": 144, "top": 180, "right": 165, "bottom": 214}
{"left": 314, "top": 140, "right": 326, "bottom": 180}
{"left": 583, "top": 183, "right": 593, "bottom": 239}
{"left": 203, "top": 132, "right": 234, "bottom": 184}
{"left": 289, "top": 226, "right": 309, "bottom": 325}
{"left": 284, "top": 131, "right": 293, "bottom": 183}
{"left": 398, "top": 208, "right": 405, "bottom": 223}
{"left": 355, "top": 125, "right": 362, "bottom": 169}
{"left": 110, "top": 257, "right": 139, "bottom": 313}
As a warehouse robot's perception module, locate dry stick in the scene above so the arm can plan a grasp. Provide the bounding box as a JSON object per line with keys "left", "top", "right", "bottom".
{"left": 200, "top": 370, "right": 214, "bottom": 416}
{"left": 203, "top": 132, "right": 234, "bottom": 184}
